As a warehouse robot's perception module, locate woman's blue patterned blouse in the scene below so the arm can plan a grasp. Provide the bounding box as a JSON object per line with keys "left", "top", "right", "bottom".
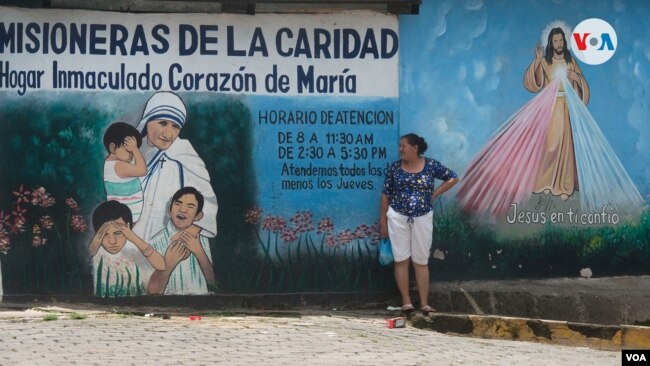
{"left": 382, "top": 158, "right": 457, "bottom": 218}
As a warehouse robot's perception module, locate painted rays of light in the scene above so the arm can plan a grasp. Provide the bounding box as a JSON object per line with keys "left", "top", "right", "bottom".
{"left": 561, "top": 75, "right": 645, "bottom": 214}
{"left": 456, "top": 75, "right": 645, "bottom": 220}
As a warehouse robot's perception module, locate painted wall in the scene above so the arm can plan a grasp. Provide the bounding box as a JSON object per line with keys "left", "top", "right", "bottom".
{"left": 0, "top": 6, "right": 398, "bottom": 296}
{"left": 400, "top": 0, "right": 650, "bottom": 279}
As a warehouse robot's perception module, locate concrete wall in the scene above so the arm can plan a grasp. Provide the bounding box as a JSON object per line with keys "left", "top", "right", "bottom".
{"left": 1, "top": 0, "right": 650, "bottom": 299}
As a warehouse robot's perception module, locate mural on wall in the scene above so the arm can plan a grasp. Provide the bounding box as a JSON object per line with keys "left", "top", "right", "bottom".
{"left": 400, "top": 1, "right": 650, "bottom": 279}
{"left": 0, "top": 6, "right": 399, "bottom": 296}
{"left": 456, "top": 20, "right": 644, "bottom": 221}
{"left": 7, "top": 1, "right": 649, "bottom": 296}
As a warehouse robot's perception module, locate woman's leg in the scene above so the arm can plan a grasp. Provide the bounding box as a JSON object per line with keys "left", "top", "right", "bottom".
{"left": 394, "top": 259, "right": 411, "bottom": 306}
{"left": 386, "top": 207, "right": 413, "bottom": 307}
{"left": 411, "top": 211, "right": 434, "bottom": 308}
{"left": 413, "top": 262, "right": 429, "bottom": 308}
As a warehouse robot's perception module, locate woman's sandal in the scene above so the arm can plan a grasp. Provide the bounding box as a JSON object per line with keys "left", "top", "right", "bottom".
{"left": 401, "top": 304, "right": 415, "bottom": 315}
{"left": 421, "top": 305, "right": 436, "bottom": 315}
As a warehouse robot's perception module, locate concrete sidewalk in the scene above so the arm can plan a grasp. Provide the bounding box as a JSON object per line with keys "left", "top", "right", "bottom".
{"left": 1, "top": 275, "right": 648, "bottom": 352}
{"left": 0, "top": 306, "right": 623, "bottom": 365}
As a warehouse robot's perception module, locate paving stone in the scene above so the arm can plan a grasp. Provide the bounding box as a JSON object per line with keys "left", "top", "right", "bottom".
{"left": 0, "top": 309, "right": 619, "bottom": 365}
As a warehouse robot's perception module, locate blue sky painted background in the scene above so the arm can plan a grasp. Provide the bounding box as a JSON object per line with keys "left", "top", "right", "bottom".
{"left": 399, "top": 0, "right": 650, "bottom": 199}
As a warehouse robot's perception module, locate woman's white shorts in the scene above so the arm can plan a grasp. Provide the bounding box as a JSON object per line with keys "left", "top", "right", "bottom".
{"left": 386, "top": 206, "right": 433, "bottom": 265}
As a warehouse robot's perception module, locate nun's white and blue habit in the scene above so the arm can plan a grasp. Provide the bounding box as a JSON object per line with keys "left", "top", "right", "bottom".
{"left": 133, "top": 92, "right": 218, "bottom": 243}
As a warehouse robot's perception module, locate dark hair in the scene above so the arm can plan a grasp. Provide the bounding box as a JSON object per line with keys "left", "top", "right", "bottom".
{"left": 545, "top": 27, "right": 572, "bottom": 65}
{"left": 103, "top": 122, "right": 142, "bottom": 153}
{"left": 170, "top": 186, "right": 204, "bottom": 214}
{"left": 92, "top": 200, "right": 133, "bottom": 232}
{"left": 400, "top": 133, "right": 428, "bottom": 155}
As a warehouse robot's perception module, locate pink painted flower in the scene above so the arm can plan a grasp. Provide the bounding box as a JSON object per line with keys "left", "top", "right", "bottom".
{"left": 0, "top": 210, "right": 10, "bottom": 229}
{"left": 39, "top": 216, "right": 54, "bottom": 230}
{"left": 290, "top": 211, "right": 314, "bottom": 233}
{"left": 354, "top": 224, "right": 372, "bottom": 239}
{"left": 280, "top": 227, "right": 297, "bottom": 244}
{"left": 31, "top": 187, "right": 55, "bottom": 208}
{"left": 12, "top": 184, "right": 31, "bottom": 204}
{"left": 11, "top": 205, "right": 27, "bottom": 233}
{"left": 12, "top": 216, "right": 26, "bottom": 234}
{"left": 262, "top": 215, "right": 286, "bottom": 233}
{"left": 65, "top": 198, "right": 79, "bottom": 211}
{"left": 317, "top": 217, "right": 334, "bottom": 234}
{"left": 0, "top": 227, "right": 10, "bottom": 254}
{"left": 71, "top": 215, "right": 88, "bottom": 232}
{"left": 12, "top": 204, "right": 26, "bottom": 221}
{"left": 325, "top": 235, "right": 338, "bottom": 248}
{"left": 244, "top": 207, "right": 262, "bottom": 224}
{"left": 336, "top": 229, "right": 355, "bottom": 246}
{"left": 32, "top": 236, "right": 47, "bottom": 248}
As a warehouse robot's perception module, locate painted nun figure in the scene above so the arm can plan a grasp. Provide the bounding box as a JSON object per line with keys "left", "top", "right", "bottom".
{"left": 134, "top": 92, "right": 218, "bottom": 243}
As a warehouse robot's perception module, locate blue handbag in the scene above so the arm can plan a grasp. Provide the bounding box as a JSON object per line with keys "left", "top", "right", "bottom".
{"left": 378, "top": 237, "right": 394, "bottom": 266}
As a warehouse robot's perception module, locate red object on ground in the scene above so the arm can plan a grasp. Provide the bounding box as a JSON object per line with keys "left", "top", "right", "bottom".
{"left": 189, "top": 315, "right": 202, "bottom": 320}
{"left": 385, "top": 317, "right": 405, "bottom": 328}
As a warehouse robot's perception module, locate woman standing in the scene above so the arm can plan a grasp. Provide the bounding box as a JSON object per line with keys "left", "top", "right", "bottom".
{"left": 380, "top": 133, "right": 458, "bottom": 315}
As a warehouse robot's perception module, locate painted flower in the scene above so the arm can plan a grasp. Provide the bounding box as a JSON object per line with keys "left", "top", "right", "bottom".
{"left": 12, "top": 216, "right": 26, "bottom": 234}
{"left": 31, "top": 187, "right": 56, "bottom": 208}
{"left": 65, "top": 198, "right": 79, "bottom": 211}
{"left": 262, "top": 215, "right": 286, "bottom": 233}
{"left": 353, "top": 224, "right": 372, "bottom": 239}
{"left": 290, "top": 211, "right": 314, "bottom": 233}
{"left": 12, "top": 184, "right": 31, "bottom": 204}
{"left": 336, "top": 229, "right": 355, "bottom": 245}
{"left": 12, "top": 204, "right": 26, "bottom": 221}
{"left": 71, "top": 215, "right": 88, "bottom": 232}
{"left": 244, "top": 207, "right": 262, "bottom": 224}
{"left": 325, "top": 235, "right": 338, "bottom": 248}
{"left": 280, "top": 227, "right": 297, "bottom": 244}
{"left": 0, "top": 210, "right": 10, "bottom": 228}
{"left": 39, "top": 216, "right": 54, "bottom": 230}
{"left": 32, "top": 236, "right": 47, "bottom": 247}
{"left": 316, "top": 217, "right": 334, "bottom": 234}
{"left": 0, "top": 227, "right": 10, "bottom": 254}
{"left": 32, "top": 224, "right": 41, "bottom": 236}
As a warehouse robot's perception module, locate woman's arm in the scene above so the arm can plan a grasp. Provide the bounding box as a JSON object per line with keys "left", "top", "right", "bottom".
{"left": 380, "top": 193, "right": 390, "bottom": 238}
{"left": 380, "top": 163, "right": 395, "bottom": 238}
{"left": 432, "top": 177, "right": 459, "bottom": 200}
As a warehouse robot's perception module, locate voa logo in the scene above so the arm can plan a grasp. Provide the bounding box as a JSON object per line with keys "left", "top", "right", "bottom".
{"left": 622, "top": 350, "right": 649, "bottom": 365}
{"left": 571, "top": 18, "right": 617, "bottom": 65}
{"left": 625, "top": 354, "right": 646, "bottom": 362}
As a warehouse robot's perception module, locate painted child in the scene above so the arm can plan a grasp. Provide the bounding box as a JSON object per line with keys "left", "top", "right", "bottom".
{"left": 103, "top": 122, "right": 147, "bottom": 223}
{"left": 89, "top": 200, "right": 164, "bottom": 297}
{"left": 147, "top": 187, "right": 215, "bottom": 295}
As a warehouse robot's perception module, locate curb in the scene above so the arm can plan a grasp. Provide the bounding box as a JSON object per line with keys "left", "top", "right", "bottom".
{"left": 409, "top": 313, "right": 650, "bottom": 350}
